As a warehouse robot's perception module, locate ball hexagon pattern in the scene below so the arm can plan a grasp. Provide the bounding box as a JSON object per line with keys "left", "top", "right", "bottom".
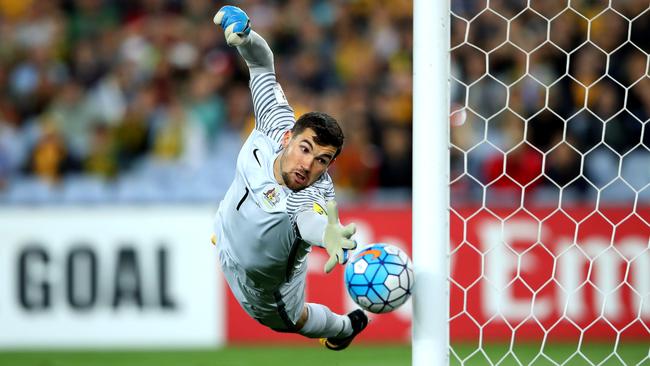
{"left": 344, "top": 243, "right": 414, "bottom": 314}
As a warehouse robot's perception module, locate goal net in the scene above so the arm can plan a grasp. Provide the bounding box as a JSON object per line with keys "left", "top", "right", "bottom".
{"left": 448, "top": 1, "right": 649, "bottom": 365}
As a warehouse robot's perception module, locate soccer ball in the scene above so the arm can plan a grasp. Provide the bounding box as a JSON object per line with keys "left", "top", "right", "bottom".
{"left": 344, "top": 243, "right": 414, "bottom": 314}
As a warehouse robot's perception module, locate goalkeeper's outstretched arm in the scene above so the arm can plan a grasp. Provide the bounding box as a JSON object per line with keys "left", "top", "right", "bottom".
{"left": 297, "top": 201, "right": 357, "bottom": 274}
{"left": 236, "top": 32, "right": 274, "bottom": 77}
{"left": 214, "top": 5, "right": 293, "bottom": 139}
{"left": 214, "top": 6, "right": 274, "bottom": 77}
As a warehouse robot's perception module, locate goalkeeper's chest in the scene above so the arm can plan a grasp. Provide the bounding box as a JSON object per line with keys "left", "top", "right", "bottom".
{"left": 237, "top": 133, "right": 291, "bottom": 214}
{"left": 235, "top": 162, "right": 290, "bottom": 215}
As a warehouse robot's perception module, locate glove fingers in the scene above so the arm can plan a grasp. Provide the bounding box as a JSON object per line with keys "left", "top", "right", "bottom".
{"left": 340, "top": 249, "right": 350, "bottom": 265}
{"left": 341, "top": 223, "right": 356, "bottom": 238}
{"left": 226, "top": 21, "right": 249, "bottom": 34}
{"left": 240, "top": 19, "right": 251, "bottom": 34}
{"left": 213, "top": 11, "right": 225, "bottom": 26}
{"left": 336, "top": 249, "right": 348, "bottom": 264}
{"left": 224, "top": 23, "right": 249, "bottom": 46}
{"left": 324, "top": 254, "right": 338, "bottom": 273}
{"left": 342, "top": 239, "right": 357, "bottom": 250}
{"left": 214, "top": 6, "right": 250, "bottom": 34}
{"left": 326, "top": 200, "right": 339, "bottom": 225}
{"left": 225, "top": 23, "right": 237, "bottom": 35}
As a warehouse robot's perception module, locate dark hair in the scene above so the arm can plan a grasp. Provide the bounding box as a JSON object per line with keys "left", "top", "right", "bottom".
{"left": 292, "top": 111, "right": 344, "bottom": 160}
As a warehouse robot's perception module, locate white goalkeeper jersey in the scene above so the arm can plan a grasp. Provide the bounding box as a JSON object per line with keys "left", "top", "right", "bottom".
{"left": 214, "top": 72, "right": 335, "bottom": 292}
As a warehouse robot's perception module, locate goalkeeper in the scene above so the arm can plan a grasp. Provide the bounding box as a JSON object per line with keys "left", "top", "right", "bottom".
{"left": 211, "top": 6, "right": 368, "bottom": 351}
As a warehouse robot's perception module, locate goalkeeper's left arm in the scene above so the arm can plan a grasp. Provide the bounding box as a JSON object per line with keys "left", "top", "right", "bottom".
{"left": 297, "top": 201, "right": 357, "bottom": 274}
{"left": 214, "top": 5, "right": 274, "bottom": 77}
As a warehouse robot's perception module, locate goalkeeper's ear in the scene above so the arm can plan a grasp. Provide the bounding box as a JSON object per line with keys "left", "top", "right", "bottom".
{"left": 280, "top": 130, "right": 293, "bottom": 148}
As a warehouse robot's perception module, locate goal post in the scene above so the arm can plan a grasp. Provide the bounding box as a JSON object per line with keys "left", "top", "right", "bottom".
{"left": 412, "top": 1, "right": 450, "bottom": 366}
{"left": 414, "top": 1, "right": 649, "bottom": 366}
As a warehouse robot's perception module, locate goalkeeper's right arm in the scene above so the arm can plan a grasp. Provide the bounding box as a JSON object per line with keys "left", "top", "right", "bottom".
{"left": 214, "top": 5, "right": 274, "bottom": 77}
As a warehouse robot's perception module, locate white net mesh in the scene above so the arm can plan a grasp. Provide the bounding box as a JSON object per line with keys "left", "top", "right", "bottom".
{"left": 449, "top": 1, "right": 649, "bottom": 365}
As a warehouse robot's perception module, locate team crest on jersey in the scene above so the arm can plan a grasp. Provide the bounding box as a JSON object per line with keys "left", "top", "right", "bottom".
{"left": 262, "top": 186, "right": 281, "bottom": 209}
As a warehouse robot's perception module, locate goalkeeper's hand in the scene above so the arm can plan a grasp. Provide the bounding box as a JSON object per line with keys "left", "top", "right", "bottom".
{"left": 323, "top": 201, "right": 357, "bottom": 274}
{"left": 213, "top": 5, "right": 251, "bottom": 47}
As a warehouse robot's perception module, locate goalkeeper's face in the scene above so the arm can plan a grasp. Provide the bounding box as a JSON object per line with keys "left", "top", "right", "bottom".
{"left": 279, "top": 128, "right": 337, "bottom": 191}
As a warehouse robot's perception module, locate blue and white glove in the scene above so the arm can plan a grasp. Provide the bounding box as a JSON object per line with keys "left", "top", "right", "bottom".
{"left": 213, "top": 5, "right": 251, "bottom": 47}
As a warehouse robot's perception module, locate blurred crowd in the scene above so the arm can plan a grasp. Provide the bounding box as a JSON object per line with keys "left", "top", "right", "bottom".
{"left": 0, "top": 0, "right": 647, "bottom": 206}
{"left": 0, "top": 0, "right": 412, "bottom": 204}
{"left": 450, "top": 0, "right": 650, "bottom": 207}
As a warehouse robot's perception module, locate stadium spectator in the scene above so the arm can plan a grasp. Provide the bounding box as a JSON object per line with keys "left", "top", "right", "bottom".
{"left": 0, "top": 0, "right": 646, "bottom": 205}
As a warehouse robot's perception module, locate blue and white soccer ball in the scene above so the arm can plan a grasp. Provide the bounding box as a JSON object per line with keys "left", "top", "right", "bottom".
{"left": 344, "top": 243, "right": 414, "bottom": 314}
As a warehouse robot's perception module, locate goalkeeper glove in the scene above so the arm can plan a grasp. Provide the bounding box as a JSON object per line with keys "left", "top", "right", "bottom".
{"left": 213, "top": 5, "right": 251, "bottom": 47}
{"left": 323, "top": 200, "right": 357, "bottom": 274}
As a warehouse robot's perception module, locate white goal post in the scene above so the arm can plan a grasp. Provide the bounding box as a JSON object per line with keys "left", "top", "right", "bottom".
{"left": 412, "top": 1, "right": 450, "bottom": 366}
{"left": 413, "top": 1, "right": 649, "bottom": 366}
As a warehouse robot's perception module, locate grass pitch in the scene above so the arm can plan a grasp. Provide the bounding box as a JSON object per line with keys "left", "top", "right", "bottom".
{"left": 0, "top": 343, "right": 647, "bottom": 366}
{"left": 0, "top": 345, "right": 408, "bottom": 366}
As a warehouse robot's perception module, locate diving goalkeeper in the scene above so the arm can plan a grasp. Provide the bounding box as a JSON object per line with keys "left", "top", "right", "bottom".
{"left": 211, "top": 6, "right": 369, "bottom": 350}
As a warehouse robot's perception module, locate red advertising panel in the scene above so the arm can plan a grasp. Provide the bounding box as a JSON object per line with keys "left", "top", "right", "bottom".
{"left": 226, "top": 205, "right": 650, "bottom": 343}
{"left": 450, "top": 206, "right": 650, "bottom": 342}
